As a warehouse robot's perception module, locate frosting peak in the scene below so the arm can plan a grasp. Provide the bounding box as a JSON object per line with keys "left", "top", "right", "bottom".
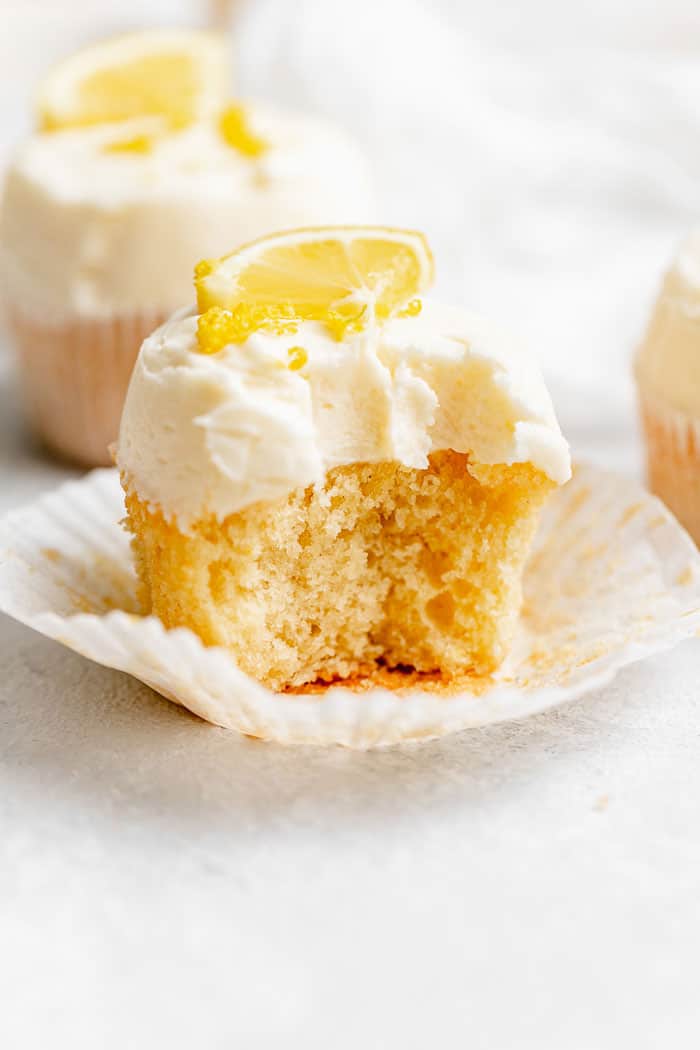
{"left": 0, "top": 105, "right": 374, "bottom": 322}
{"left": 117, "top": 300, "right": 571, "bottom": 526}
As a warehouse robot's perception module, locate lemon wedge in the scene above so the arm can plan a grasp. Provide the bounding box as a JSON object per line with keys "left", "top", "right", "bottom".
{"left": 37, "top": 29, "right": 228, "bottom": 132}
{"left": 194, "top": 226, "right": 434, "bottom": 353}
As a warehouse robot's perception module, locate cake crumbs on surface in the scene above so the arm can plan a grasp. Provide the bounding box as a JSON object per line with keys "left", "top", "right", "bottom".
{"left": 618, "top": 502, "right": 643, "bottom": 527}
{"left": 43, "top": 550, "right": 140, "bottom": 616}
{"left": 575, "top": 642, "right": 613, "bottom": 668}
{"left": 556, "top": 484, "right": 591, "bottom": 522}
{"left": 579, "top": 542, "right": 606, "bottom": 562}
{"left": 526, "top": 644, "right": 580, "bottom": 673}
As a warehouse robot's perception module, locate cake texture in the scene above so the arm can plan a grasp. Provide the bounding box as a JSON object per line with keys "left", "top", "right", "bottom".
{"left": 123, "top": 454, "right": 551, "bottom": 689}
{"left": 0, "top": 34, "right": 373, "bottom": 466}
{"left": 636, "top": 232, "right": 700, "bottom": 543}
{"left": 117, "top": 231, "right": 570, "bottom": 691}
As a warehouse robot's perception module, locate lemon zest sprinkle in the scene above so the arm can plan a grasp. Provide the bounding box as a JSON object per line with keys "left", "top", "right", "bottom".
{"left": 398, "top": 297, "right": 422, "bottom": 318}
{"left": 218, "top": 104, "right": 268, "bottom": 158}
{"left": 196, "top": 304, "right": 299, "bottom": 354}
{"left": 287, "top": 346, "right": 308, "bottom": 371}
{"left": 103, "top": 133, "right": 154, "bottom": 154}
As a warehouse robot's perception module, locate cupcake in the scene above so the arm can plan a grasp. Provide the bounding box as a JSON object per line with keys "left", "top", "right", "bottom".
{"left": 117, "top": 226, "right": 571, "bottom": 690}
{"left": 0, "top": 30, "right": 373, "bottom": 467}
{"left": 636, "top": 233, "right": 700, "bottom": 543}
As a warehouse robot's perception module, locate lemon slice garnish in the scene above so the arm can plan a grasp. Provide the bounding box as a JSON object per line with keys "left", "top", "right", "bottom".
{"left": 194, "top": 226, "right": 434, "bottom": 353}
{"left": 37, "top": 29, "right": 228, "bottom": 132}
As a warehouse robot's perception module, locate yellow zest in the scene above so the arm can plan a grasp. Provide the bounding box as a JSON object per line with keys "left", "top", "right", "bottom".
{"left": 197, "top": 304, "right": 299, "bottom": 354}
{"left": 398, "top": 298, "right": 422, "bottom": 318}
{"left": 325, "top": 305, "right": 368, "bottom": 342}
{"left": 102, "top": 133, "right": 154, "bottom": 154}
{"left": 194, "top": 259, "right": 214, "bottom": 280}
{"left": 218, "top": 104, "right": 268, "bottom": 158}
{"left": 287, "top": 346, "right": 308, "bottom": 371}
{"left": 193, "top": 227, "right": 434, "bottom": 349}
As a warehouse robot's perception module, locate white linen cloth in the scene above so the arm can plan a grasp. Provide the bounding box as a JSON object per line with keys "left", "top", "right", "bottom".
{"left": 234, "top": 0, "right": 700, "bottom": 444}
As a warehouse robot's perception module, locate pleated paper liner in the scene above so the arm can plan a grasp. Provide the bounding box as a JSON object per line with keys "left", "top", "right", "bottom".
{"left": 638, "top": 387, "right": 700, "bottom": 546}
{"left": 1, "top": 464, "right": 699, "bottom": 748}
{"left": 7, "top": 307, "right": 168, "bottom": 467}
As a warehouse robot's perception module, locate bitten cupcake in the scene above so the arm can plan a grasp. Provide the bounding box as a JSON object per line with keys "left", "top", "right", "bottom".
{"left": 636, "top": 232, "right": 700, "bottom": 543}
{"left": 0, "top": 30, "right": 373, "bottom": 467}
{"left": 117, "top": 227, "right": 570, "bottom": 691}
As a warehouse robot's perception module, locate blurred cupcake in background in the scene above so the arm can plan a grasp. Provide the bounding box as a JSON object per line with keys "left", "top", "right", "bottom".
{"left": 636, "top": 233, "right": 700, "bottom": 543}
{"left": 0, "top": 29, "right": 373, "bottom": 466}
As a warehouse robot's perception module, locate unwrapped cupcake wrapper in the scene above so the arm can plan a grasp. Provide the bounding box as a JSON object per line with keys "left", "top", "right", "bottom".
{"left": 8, "top": 307, "right": 168, "bottom": 468}
{"left": 1, "top": 463, "right": 700, "bottom": 748}
{"left": 638, "top": 388, "right": 700, "bottom": 546}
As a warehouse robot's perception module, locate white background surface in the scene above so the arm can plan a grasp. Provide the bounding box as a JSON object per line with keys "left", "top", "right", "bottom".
{"left": 2, "top": 1, "right": 700, "bottom": 1046}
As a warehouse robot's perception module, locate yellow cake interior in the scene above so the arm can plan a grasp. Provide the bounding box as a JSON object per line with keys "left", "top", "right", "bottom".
{"left": 122, "top": 451, "right": 552, "bottom": 691}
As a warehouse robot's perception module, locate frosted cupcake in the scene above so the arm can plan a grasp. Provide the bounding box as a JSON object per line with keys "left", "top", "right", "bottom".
{"left": 117, "top": 227, "right": 570, "bottom": 690}
{"left": 0, "top": 31, "right": 373, "bottom": 466}
{"left": 636, "top": 233, "right": 700, "bottom": 543}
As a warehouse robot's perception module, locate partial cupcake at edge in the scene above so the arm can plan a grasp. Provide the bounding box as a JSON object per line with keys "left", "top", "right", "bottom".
{"left": 636, "top": 232, "right": 700, "bottom": 546}
{"left": 117, "top": 226, "right": 571, "bottom": 691}
{"left": 0, "top": 29, "right": 374, "bottom": 467}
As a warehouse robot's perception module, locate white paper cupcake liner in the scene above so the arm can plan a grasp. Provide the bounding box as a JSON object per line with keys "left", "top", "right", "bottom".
{"left": 1, "top": 464, "right": 700, "bottom": 748}
{"left": 7, "top": 306, "right": 168, "bottom": 467}
{"left": 637, "top": 385, "right": 700, "bottom": 545}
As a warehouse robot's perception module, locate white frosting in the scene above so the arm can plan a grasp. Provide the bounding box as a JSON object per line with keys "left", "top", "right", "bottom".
{"left": 0, "top": 105, "right": 374, "bottom": 321}
{"left": 117, "top": 299, "right": 571, "bottom": 526}
{"left": 636, "top": 231, "right": 700, "bottom": 416}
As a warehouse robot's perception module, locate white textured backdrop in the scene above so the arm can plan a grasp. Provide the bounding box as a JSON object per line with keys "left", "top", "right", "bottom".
{"left": 2, "top": 2, "right": 700, "bottom": 1047}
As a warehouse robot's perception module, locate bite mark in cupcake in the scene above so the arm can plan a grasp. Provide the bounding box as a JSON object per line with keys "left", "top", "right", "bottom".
{"left": 117, "top": 227, "right": 571, "bottom": 690}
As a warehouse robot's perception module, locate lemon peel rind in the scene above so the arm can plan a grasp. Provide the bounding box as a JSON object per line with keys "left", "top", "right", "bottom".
{"left": 193, "top": 226, "right": 435, "bottom": 353}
